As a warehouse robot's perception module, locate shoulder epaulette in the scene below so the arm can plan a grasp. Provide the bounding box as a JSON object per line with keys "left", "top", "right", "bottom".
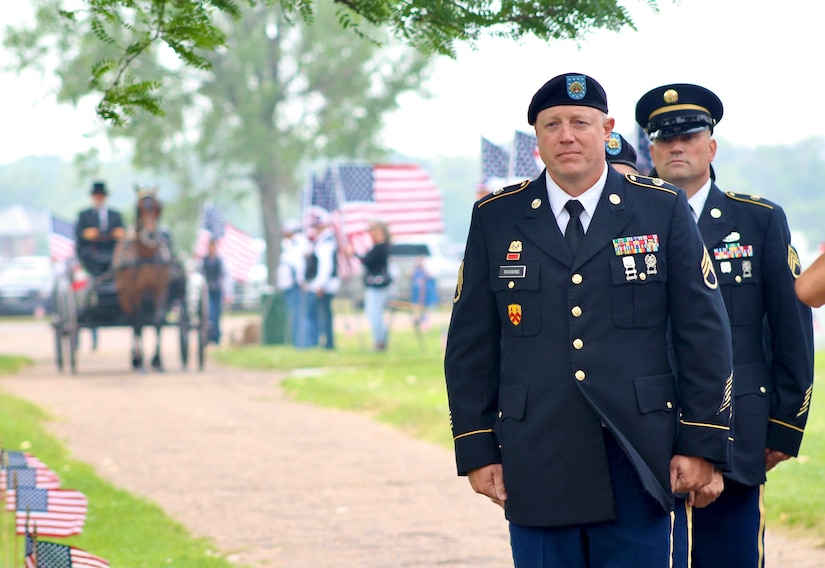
{"left": 623, "top": 174, "right": 679, "bottom": 196}
{"left": 477, "top": 179, "right": 530, "bottom": 208}
{"left": 724, "top": 191, "right": 774, "bottom": 209}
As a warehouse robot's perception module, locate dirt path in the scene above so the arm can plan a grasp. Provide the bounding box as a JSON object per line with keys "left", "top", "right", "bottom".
{"left": 0, "top": 317, "right": 823, "bottom": 567}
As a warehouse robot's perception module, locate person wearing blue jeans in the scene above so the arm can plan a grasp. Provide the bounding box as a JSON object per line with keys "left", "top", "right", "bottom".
{"left": 304, "top": 208, "right": 340, "bottom": 350}
{"left": 200, "top": 239, "right": 227, "bottom": 345}
{"left": 350, "top": 220, "right": 392, "bottom": 351}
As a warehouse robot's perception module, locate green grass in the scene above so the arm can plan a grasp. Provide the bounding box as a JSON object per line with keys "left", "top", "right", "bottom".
{"left": 764, "top": 353, "right": 825, "bottom": 542}
{"left": 0, "top": 360, "right": 243, "bottom": 567}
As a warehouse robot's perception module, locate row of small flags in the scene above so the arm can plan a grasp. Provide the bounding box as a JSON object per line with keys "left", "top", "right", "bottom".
{"left": 479, "top": 124, "right": 654, "bottom": 192}
{"left": 1, "top": 448, "right": 109, "bottom": 567}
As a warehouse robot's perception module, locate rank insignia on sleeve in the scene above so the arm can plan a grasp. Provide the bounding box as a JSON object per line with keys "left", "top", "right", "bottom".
{"left": 718, "top": 372, "right": 733, "bottom": 415}
{"left": 453, "top": 261, "right": 464, "bottom": 304}
{"left": 788, "top": 245, "right": 802, "bottom": 279}
{"left": 701, "top": 247, "right": 718, "bottom": 289}
{"left": 508, "top": 304, "right": 522, "bottom": 326}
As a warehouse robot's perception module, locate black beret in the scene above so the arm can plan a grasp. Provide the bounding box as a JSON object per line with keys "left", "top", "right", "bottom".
{"left": 528, "top": 73, "right": 608, "bottom": 125}
{"left": 635, "top": 83, "right": 723, "bottom": 140}
{"left": 91, "top": 181, "right": 107, "bottom": 196}
{"left": 605, "top": 132, "right": 638, "bottom": 170}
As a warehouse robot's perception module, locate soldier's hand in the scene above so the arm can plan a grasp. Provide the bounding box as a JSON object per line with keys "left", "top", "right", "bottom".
{"left": 691, "top": 468, "right": 724, "bottom": 508}
{"left": 468, "top": 464, "right": 507, "bottom": 506}
{"left": 765, "top": 448, "right": 791, "bottom": 472}
{"left": 82, "top": 227, "right": 100, "bottom": 240}
{"left": 670, "top": 455, "right": 713, "bottom": 494}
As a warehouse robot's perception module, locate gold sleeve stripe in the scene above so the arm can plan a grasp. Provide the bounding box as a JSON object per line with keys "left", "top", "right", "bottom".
{"left": 797, "top": 385, "right": 813, "bottom": 417}
{"left": 477, "top": 180, "right": 529, "bottom": 208}
{"left": 679, "top": 420, "right": 730, "bottom": 431}
{"left": 724, "top": 191, "right": 774, "bottom": 209}
{"left": 768, "top": 418, "right": 805, "bottom": 434}
{"left": 454, "top": 428, "right": 494, "bottom": 441}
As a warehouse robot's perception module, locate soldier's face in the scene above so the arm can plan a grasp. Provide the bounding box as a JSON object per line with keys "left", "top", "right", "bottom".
{"left": 649, "top": 130, "right": 716, "bottom": 192}
{"left": 534, "top": 106, "right": 613, "bottom": 188}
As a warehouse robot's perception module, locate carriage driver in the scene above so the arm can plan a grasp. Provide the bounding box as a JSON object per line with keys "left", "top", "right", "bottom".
{"left": 76, "top": 181, "right": 125, "bottom": 277}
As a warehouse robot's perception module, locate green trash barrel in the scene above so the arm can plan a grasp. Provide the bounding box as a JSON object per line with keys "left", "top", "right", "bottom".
{"left": 260, "top": 290, "right": 287, "bottom": 345}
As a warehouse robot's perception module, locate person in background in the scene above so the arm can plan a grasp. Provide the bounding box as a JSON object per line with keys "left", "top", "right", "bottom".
{"left": 305, "top": 208, "right": 340, "bottom": 349}
{"left": 200, "top": 239, "right": 228, "bottom": 345}
{"left": 444, "top": 72, "right": 733, "bottom": 568}
{"left": 276, "top": 219, "right": 309, "bottom": 347}
{"left": 75, "top": 180, "right": 125, "bottom": 350}
{"left": 796, "top": 250, "right": 825, "bottom": 307}
{"left": 410, "top": 255, "right": 438, "bottom": 330}
{"left": 350, "top": 220, "right": 392, "bottom": 351}
{"left": 637, "top": 82, "right": 814, "bottom": 568}
{"left": 605, "top": 132, "right": 639, "bottom": 175}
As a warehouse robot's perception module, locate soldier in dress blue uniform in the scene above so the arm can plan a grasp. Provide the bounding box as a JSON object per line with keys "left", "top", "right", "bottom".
{"left": 444, "top": 73, "right": 734, "bottom": 568}
{"left": 636, "top": 83, "right": 815, "bottom": 568}
{"left": 605, "top": 132, "right": 638, "bottom": 175}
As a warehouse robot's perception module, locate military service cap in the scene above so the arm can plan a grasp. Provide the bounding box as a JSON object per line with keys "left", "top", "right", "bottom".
{"left": 528, "top": 73, "right": 608, "bottom": 125}
{"left": 605, "top": 132, "right": 638, "bottom": 170}
{"left": 635, "top": 83, "right": 723, "bottom": 139}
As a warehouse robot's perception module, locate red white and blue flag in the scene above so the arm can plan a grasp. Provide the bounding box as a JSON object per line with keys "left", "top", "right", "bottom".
{"left": 47, "top": 213, "right": 76, "bottom": 263}
{"left": 193, "top": 203, "right": 259, "bottom": 282}
{"left": 511, "top": 131, "right": 543, "bottom": 179}
{"left": 15, "top": 488, "right": 87, "bottom": 537}
{"left": 25, "top": 535, "right": 110, "bottom": 568}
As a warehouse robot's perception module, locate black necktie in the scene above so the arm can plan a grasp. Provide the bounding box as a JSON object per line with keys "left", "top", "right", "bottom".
{"left": 564, "top": 200, "right": 585, "bottom": 255}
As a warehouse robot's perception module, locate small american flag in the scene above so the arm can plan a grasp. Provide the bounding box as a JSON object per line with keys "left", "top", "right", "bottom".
{"left": 193, "top": 204, "right": 258, "bottom": 282}
{"left": 15, "top": 488, "right": 87, "bottom": 537}
{"left": 481, "top": 137, "right": 510, "bottom": 187}
{"left": 635, "top": 123, "right": 654, "bottom": 175}
{"left": 3, "top": 465, "right": 62, "bottom": 510}
{"left": 511, "top": 131, "right": 542, "bottom": 179}
{"left": 48, "top": 213, "right": 76, "bottom": 263}
{"left": 25, "top": 535, "right": 110, "bottom": 568}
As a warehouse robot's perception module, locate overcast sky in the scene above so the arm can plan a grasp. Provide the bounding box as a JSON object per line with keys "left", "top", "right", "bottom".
{"left": 1, "top": 0, "right": 823, "bottom": 166}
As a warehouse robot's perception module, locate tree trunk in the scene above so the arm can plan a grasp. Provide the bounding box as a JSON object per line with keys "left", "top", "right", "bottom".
{"left": 256, "top": 174, "right": 282, "bottom": 288}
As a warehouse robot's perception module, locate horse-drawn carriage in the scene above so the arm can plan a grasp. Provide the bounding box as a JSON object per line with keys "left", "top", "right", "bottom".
{"left": 51, "top": 189, "right": 210, "bottom": 374}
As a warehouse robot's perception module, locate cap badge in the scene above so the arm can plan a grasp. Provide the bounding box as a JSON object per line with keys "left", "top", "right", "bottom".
{"left": 663, "top": 89, "right": 679, "bottom": 104}
{"left": 531, "top": 198, "right": 541, "bottom": 209}
{"left": 606, "top": 133, "right": 622, "bottom": 156}
{"left": 566, "top": 75, "right": 586, "bottom": 101}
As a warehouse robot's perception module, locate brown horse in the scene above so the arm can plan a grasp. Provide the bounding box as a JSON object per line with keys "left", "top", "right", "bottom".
{"left": 113, "top": 187, "right": 172, "bottom": 372}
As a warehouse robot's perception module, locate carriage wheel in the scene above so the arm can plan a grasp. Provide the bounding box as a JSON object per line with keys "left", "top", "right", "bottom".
{"left": 64, "top": 281, "right": 79, "bottom": 375}
{"left": 52, "top": 281, "right": 65, "bottom": 373}
{"left": 52, "top": 277, "right": 79, "bottom": 374}
{"left": 197, "top": 281, "right": 209, "bottom": 371}
{"left": 178, "top": 299, "right": 191, "bottom": 370}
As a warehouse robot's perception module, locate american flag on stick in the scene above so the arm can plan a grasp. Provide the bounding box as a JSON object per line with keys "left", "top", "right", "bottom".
{"left": 480, "top": 137, "right": 510, "bottom": 190}
{"left": 25, "top": 534, "right": 110, "bottom": 568}
{"left": 193, "top": 203, "right": 259, "bottom": 282}
{"left": 47, "top": 213, "right": 76, "bottom": 263}
{"left": 15, "top": 488, "right": 87, "bottom": 537}
{"left": 3, "top": 465, "right": 61, "bottom": 510}
{"left": 510, "top": 131, "right": 542, "bottom": 179}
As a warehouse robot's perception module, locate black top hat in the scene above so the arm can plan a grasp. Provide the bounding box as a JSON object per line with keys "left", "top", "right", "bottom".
{"left": 528, "top": 73, "right": 609, "bottom": 126}
{"left": 635, "top": 84, "right": 723, "bottom": 140}
{"left": 90, "top": 181, "right": 107, "bottom": 196}
{"left": 605, "top": 133, "right": 638, "bottom": 170}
